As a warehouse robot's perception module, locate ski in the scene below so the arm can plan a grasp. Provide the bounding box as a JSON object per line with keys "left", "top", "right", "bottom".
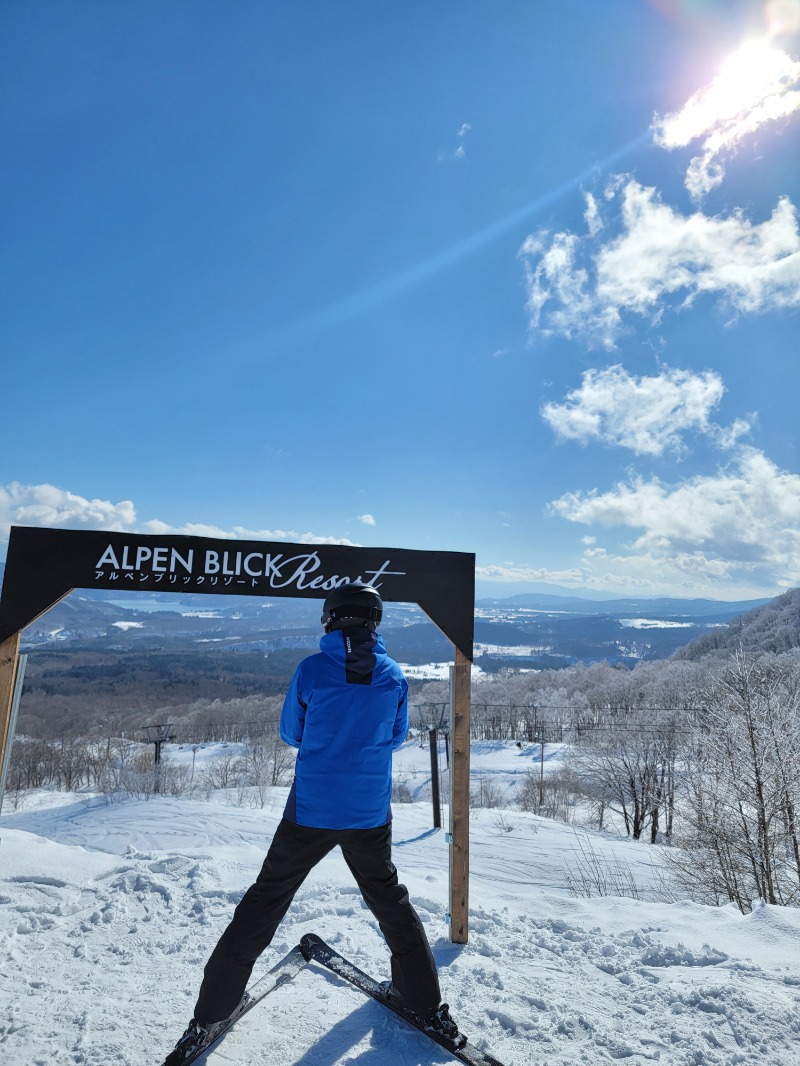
{"left": 159, "top": 944, "right": 308, "bottom": 1065}
{"left": 300, "top": 933, "right": 508, "bottom": 1066}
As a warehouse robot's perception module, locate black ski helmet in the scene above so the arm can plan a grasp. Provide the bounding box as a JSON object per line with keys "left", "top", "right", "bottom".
{"left": 321, "top": 583, "right": 383, "bottom": 632}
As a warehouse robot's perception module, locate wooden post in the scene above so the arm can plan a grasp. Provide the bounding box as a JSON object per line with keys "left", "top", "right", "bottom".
{"left": 449, "top": 646, "right": 471, "bottom": 944}
{"left": 0, "top": 633, "right": 22, "bottom": 799}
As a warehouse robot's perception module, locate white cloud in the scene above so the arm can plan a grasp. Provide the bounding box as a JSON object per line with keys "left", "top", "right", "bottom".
{"left": 0, "top": 482, "right": 136, "bottom": 536}
{"left": 584, "top": 192, "right": 603, "bottom": 237}
{"left": 520, "top": 228, "right": 617, "bottom": 345}
{"left": 653, "top": 39, "right": 800, "bottom": 198}
{"left": 478, "top": 549, "right": 774, "bottom": 598}
{"left": 570, "top": 543, "right": 760, "bottom": 597}
{"left": 0, "top": 482, "right": 356, "bottom": 547}
{"left": 438, "top": 121, "right": 472, "bottom": 162}
{"left": 541, "top": 364, "right": 748, "bottom": 456}
{"left": 477, "top": 563, "right": 591, "bottom": 585}
{"left": 548, "top": 448, "right": 800, "bottom": 592}
{"left": 142, "top": 519, "right": 357, "bottom": 546}
{"left": 357, "top": 513, "right": 376, "bottom": 526}
{"left": 598, "top": 186, "right": 800, "bottom": 314}
{"left": 521, "top": 181, "right": 800, "bottom": 347}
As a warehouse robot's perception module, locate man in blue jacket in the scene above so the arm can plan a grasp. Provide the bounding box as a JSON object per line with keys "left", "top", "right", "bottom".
{"left": 165, "top": 584, "right": 459, "bottom": 1065}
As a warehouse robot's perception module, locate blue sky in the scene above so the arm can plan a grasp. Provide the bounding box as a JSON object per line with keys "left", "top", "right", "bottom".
{"left": 2, "top": 0, "right": 799, "bottom": 600}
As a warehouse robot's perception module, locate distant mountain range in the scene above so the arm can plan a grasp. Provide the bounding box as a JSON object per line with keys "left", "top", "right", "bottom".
{"left": 474, "top": 579, "right": 631, "bottom": 601}
{"left": 475, "top": 591, "right": 769, "bottom": 617}
{"left": 3, "top": 573, "right": 774, "bottom": 668}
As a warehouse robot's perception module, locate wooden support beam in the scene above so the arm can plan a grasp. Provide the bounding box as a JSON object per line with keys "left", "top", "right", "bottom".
{"left": 0, "top": 633, "right": 21, "bottom": 795}
{"left": 449, "top": 646, "right": 471, "bottom": 944}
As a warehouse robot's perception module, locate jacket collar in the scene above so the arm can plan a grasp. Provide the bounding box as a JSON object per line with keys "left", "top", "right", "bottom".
{"left": 319, "top": 628, "right": 386, "bottom": 658}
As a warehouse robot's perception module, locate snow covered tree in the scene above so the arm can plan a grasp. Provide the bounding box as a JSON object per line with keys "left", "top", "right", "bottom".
{"left": 670, "top": 650, "right": 800, "bottom": 911}
{"left": 568, "top": 663, "right": 690, "bottom": 842}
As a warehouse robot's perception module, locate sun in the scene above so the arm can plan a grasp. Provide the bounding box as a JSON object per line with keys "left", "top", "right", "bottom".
{"left": 711, "top": 38, "right": 793, "bottom": 120}
{"left": 657, "top": 36, "right": 800, "bottom": 147}
{"left": 653, "top": 32, "right": 800, "bottom": 196}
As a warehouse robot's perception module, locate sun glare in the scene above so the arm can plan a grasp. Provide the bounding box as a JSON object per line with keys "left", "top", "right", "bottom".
{"left": 656, "top": 36, "right": 800, "bottom": 147}
{"left": 764, "top": 0, "right": 800, "bottom": 37}
{"left": 708, "top": 39, "right": 791, "bottom": 121}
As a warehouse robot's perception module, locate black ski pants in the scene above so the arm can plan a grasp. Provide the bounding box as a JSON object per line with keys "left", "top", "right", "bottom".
{"left": 194, "top": 818, "right": 441, "bottom": 1023}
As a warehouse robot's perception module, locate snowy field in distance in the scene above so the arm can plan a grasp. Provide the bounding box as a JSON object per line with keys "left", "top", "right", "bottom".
{"left": 1, "top": 739, "right": 800, "bottom": 1065}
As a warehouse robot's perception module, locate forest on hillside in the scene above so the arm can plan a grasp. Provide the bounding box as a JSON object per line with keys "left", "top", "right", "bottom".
{"left": 15, "top": 646, "right": 308, "bottom": 737}
{"left": 676, "top": 587, "right": 800, "bottom": 659}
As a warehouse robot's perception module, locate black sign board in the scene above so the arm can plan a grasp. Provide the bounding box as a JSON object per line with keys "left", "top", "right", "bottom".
{"left": 0, "top": 526, "right": 475, "bottom": 659}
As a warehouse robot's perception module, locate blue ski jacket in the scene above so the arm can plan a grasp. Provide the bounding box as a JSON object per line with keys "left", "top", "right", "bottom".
{"left": 279, "top": 628, "right": 409, "bottom": 829}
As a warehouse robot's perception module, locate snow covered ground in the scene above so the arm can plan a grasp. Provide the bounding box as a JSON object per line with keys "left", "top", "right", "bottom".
{"left": 2, "top": 741, "right": 800, "bottom": 1066}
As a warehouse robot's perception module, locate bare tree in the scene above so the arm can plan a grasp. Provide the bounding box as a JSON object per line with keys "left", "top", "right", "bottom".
{"left": 202, "top": 750, "right": 246, "bottom": 791}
